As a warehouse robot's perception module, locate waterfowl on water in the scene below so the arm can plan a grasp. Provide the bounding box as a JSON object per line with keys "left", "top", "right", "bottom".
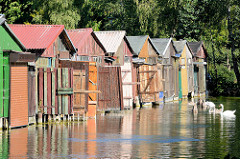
{"left": 203, "top": 101, "right": 216, "bottom": 113}
{"left": 217, "top": 104, "right": 236, "bottom": 118}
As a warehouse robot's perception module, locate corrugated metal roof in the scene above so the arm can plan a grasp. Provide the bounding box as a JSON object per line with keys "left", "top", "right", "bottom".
{"left": 67, "top": 28, "right": 93, "bottom": 49}
{"left": 9, "top": 24, "right": 65, "bottom": 50}
{"left": 126, "top": 35, "right": 148, "bottom": 55}
{"left": 94, "top": 31, "right": 126, "bottom": 53}
{"left": 173, "top": 40, "right": 187, "bottom": 54}
{"left": 67, "top": 28, "right": 106, "bottom": 55}
{"left": 151, "top": 38, "right": 171, "bottom": 56}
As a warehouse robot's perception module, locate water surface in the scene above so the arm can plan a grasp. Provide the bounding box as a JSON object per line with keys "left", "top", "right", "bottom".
{"left": 1, "top": 97, "right": 240, "bottom": 158}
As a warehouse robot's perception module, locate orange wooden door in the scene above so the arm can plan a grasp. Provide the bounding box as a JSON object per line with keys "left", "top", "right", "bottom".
{"left": 88, "top": 62, "right": 98, "bottom": 117}
{"left": 10, "top": 64, "right": 28, "bottom": 128}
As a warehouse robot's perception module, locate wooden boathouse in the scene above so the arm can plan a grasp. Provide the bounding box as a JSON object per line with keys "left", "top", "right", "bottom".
{"left": 0, "top": 14, "right": 35, "bottom": 128}
{"left": 126, "top": 35, "right": 163, "bottom": 106}
{"left": 173, "top": 40, "right": 194, "bottom": 98}
{"left": 188, "top": 41, "right": 208, "bottom": 97}
{"left": 9, "top": 24, "right": 77, "bottom": 122}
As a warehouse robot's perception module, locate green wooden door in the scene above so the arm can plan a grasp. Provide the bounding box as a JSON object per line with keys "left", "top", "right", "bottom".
{"left": 0, "top": 50, "right": 3, "bottom": 117}
{"left": 178, "top": 69, "right": 182, "bottom": 99}
{"left": 3, "top": 53, "right": 10, "bottom": 117}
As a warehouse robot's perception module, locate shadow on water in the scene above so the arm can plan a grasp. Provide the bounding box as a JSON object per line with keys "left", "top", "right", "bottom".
{"left": 0, "top": 97, "right": 239, "bottom": 158}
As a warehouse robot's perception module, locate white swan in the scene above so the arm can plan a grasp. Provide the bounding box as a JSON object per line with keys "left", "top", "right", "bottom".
{"left": 218, "top": 104, "right": 236, "bottom": 118}
{"left": 203, "top": 101, "right": 216, "bottom": 113}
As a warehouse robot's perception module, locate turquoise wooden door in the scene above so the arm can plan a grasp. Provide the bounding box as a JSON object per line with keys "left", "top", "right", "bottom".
{"left": 178, "top": 69, "right": 182, "bottom": 99}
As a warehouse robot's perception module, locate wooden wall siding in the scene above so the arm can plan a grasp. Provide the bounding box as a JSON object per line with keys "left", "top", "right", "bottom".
{"left": 186, "top": 48, "right": 194, "bottom": 93}
{"left": 197, "top": 47, "right": 207, "bottom": 59}
{"left": 72, "top": 66, "right": 88, "bottom": 115}
{"left": 147, "top": 41, "right": 158, "bottom": 58}
{"left": 139, "top": 38, "right": 148, "bottom": 58}
{"left": 60, "top": 61, "right": 89, "bottom": 115}
{"left": 28, "top": 69, "right": 36, "bottom": 117}
{"left": 188, "top": 62, "right": 194, "bottom": 93}
{"left": 88, "top": 63, "right": 98, "bottom": 104}
{"left": 138, "top": 65, "right": 163, "bottom": 103}
{"left": 180, "top": 46, "right": 189, "bottom": 97}
{"left": 132, "top": 65, "right": 137, "bottom": 103}
{"left": 38, "top": 67, "right": 73, "bottom": 115}
{"left": 163, "top": 66, "right": 175, "bottom": 99}
{"left": 97, "top": 66, "right": 123, "bottom": 111}
{"left": 199, "top": 65, "right": 206, "bottom": 93}
{"left": 121, "top": 60, "right": 133, "bottom": 109}
{"left": 10, "top": 64, "right": 28, "bottom": 128}
{"left": 114, "top": 39, "right": 124, "bottom": 66}
{"left": 172, "top": 59, "right": 179, "bottom": 97}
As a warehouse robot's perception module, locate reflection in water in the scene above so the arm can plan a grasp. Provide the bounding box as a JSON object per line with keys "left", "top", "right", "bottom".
{"left": 0, "top": 97, "right": 240, "bottom": 158}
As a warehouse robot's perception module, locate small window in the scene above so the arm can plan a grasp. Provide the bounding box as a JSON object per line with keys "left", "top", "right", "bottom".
{"left": 77, "top": 56, "right": 89, "bottom": 61}
{"left": 93, "top": 56, "right": 98, "bottom": 62}
{"left": 48, "top": 58, "right": 51, "bottom": 67}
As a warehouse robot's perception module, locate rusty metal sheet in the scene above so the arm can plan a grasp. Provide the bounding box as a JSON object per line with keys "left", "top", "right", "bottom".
{"left": 67, "top": 28, "right": 105, "bottom": 56}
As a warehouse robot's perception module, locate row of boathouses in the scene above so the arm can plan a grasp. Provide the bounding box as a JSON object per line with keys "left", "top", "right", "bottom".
{"left": 0, "top": 14, "right": 207, "bottom": 129}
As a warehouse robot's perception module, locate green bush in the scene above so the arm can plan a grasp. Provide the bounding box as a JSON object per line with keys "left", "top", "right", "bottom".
{"left": 208, "top": 64, "right": 239, "bottom": 96}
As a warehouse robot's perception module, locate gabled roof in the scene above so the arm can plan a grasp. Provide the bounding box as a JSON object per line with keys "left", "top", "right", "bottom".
{"left": 0, "top": 14, "right": 26, "bottom": 51}
{"left": 126, "top": 35, "right": 159, "bottom": 56}
{"left": 173, "top": 40, "right": 187, "bottom": 54}
{"left": 9, "top": 24, "right": 76, "bottom": 54}
{"left": 126, "top": 35, "right": 148, "bottom": 55}
{"left": 151, "top": 38, "right": 172, "bottom": 56}
{"left": 173, "top": 40, "right": 194, "bottom": 56}
{"left": 94, "top": 31, "right": 126, "bottom": 53}
{"left": 188, "top": 41, "right": 208, "bottom": 57}
{"left": 67, "top": 28, "right": 106, "bottom": 55}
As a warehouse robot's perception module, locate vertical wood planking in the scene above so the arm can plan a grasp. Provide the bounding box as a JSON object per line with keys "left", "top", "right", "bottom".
{"left": 68, "top": 68, "right": 71, "bottom": 114}
{"left": 47, "top": 68, "right": 52, "bottom": 114}
{"left": 58, "top": 68, "right": 62, "bottom": 114}
{"left": 70, "top": 68, "right": 73, "bottom": 114}
{"left": 52, "top": 68, "right": 55, "bottom": 114}
{"left": 55, "top": 68, "right": 58, "bottom": 114}
{"left": 63, "top": 68, "right": 68, "bottom": 114}
{"left": 38, "top": 68, "right": 44, "bottom": 113}
{"left": 43, "top": 68, "right": 47, "bottom": 114}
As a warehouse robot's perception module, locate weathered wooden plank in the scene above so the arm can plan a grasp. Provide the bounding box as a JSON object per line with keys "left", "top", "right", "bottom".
{"left": 38, "top": 68, "right": 44, "bottom": 113}
{"left": 63, "top": 68, "right": 69, "bottom": 114}
{"left": 52, "top": 68, "right": 55, "bottom": 114}
{"left": 57, "top": 68, "right": 62, "bottom": 114}
{"left": 55, "top": 68, "right": 58, "bottom": 114}
{"left": 44, "top": 68, "right": 48, "bottom": 114}
{"left": 68, "top": 68, "right": 71, "bottom": 114}
{"left": 47, "top": 68, "right": 52, "bottom": 114}
{"left": 74, "top": 90, "right": 101, "bottom": 93}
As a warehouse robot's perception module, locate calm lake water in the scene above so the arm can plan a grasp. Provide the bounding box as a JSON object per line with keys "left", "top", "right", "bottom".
{"left": 1, "top": 97, "right": 240, "bottom": 158}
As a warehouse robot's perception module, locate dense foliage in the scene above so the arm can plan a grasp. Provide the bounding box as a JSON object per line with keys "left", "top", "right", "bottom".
{"left": 1, "top": 0, "right": 240, "bottom": 96}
